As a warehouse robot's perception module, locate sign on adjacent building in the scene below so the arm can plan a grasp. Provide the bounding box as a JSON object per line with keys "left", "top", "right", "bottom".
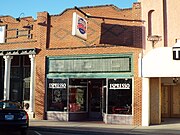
{"left": 173, "top": 47, "right": 180, "bottom": 60}
{"left": 72, "top": 12, "right": 87, "bottom": 40}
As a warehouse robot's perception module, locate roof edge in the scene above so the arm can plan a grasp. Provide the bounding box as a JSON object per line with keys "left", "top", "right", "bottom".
{"left": 51, "top": 4, "right": 132, "bottom": 17}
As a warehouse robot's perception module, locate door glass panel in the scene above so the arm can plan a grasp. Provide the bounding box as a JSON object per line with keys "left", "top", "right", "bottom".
{"left": 69, "top": 87, "right": 87, "bottom": 112}
{"left": 89, "top": 79, "right": 105, "bottom": 113}
{"left": 90, "top": 85, "right": 101, "bottom": 112}
{"left": 88, "top": 79, "right": 105, "bottom": 120}
{"left": 69, "top": 79, "right": 87, "bottom": 112}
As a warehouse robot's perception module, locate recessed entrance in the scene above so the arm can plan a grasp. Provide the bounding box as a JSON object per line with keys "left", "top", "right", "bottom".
{"left": 69, "top": 78, "right": 106, "bottom": 121}
{"left": 88, "top": 79, "right": 106, "bottom": 120}
{"left": 161, "top": 84, "right": 180, "bottom": 118}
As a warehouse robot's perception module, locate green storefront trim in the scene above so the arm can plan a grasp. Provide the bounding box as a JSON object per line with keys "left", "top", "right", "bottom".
{"left": 47, "top": 53, "right": 133, "bottom": 60}
{"left": 47, "top": 73, "right": 133, "bottom": 78}
{"left": 46, "top": 53, "right": 134, "bottom": 78}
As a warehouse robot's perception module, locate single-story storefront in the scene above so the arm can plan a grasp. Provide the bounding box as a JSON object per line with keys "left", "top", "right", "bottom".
{"left": 46, "top": 54, "right": 134, "bottom": 124}
{"left": 140, "top": 41, "right": 180, "bottom": 126}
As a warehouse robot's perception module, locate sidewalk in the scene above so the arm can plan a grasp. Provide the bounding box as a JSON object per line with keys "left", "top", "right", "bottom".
{"left": 29, "top": 119, "right": 180, "bottom": 135}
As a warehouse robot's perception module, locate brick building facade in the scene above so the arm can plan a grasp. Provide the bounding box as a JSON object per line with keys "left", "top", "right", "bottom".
{"left": 0, "top": 3, "right": 143, "bottom": 125}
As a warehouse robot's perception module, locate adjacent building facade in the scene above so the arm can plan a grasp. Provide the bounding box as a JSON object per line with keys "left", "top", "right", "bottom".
{"left": 139, "top": 0, "right": 180, "bottom": 126}
{"left": 0, "top": 3, "right": 143, "bottom": 125}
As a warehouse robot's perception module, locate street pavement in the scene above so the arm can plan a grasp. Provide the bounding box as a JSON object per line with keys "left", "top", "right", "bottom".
{"left": 28, "top": 118, "right": 180, "bottom": 135}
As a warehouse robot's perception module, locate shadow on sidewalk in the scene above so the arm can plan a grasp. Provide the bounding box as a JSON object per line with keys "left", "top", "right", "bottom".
{"left": 161, "top": 118, "right": 180, "bottom": 125}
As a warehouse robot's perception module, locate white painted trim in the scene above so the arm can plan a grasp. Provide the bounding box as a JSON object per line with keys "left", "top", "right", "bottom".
{"left": 142, "top": 77, "right": 150, "bottom": 126}
{"left": 3, "top": 56, "right": 13, "bottom": 100}
{"left": 29, "top": 55, "right": 35, "bottom": 113}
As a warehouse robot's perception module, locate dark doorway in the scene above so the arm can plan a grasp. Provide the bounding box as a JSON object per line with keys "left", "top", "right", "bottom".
{"left": 88, "top": 79, "right": 106, "bottom": 120}
{"left": 161, "top": 84, "right": 180, "bottom": 118}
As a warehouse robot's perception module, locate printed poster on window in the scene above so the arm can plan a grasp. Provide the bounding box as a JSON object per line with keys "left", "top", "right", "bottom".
{"left": 48, "top": 79, "right": 67, "bottom": 103}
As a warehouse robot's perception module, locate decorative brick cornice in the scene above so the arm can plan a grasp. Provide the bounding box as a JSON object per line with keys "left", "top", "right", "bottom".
{"left": 0, "top": 48, "right": 37, "bottom": 56}
{"left": 0, "top": 40, "right": 37, "bottom": 45}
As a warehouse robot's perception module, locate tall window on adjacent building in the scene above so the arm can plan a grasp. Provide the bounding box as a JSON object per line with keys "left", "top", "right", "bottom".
{"left": 108, "top": 78, "right": 132, "bottom": 115}
{"left": 148, "top": 10, "right": 155, "bottom": 36}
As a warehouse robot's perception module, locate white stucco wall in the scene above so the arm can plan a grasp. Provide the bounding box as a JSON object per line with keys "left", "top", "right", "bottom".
{"left": 138, "top": 0, "right": 164, "bottom": 53}
{"left": 139, "top": 0, "right": 180, "bottom": 53}
{"left": 167, "top": 0, "right": 180, "bottom": 46}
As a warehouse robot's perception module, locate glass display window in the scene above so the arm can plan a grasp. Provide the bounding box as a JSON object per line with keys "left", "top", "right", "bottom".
{"left": 47, "top": 79, "right": 67, "bottom": 111}
{"left": 108, "top": 78, "right": 132, "bottom": 115}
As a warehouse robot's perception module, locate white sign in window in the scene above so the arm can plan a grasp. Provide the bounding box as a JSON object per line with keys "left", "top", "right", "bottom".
{"left": 0, "top": 26, "right": 6, "bottom": 43}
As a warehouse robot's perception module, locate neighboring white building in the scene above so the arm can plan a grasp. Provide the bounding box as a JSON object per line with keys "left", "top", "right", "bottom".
{"left": 139, "top": 0, "right": 180, "bottom": 126}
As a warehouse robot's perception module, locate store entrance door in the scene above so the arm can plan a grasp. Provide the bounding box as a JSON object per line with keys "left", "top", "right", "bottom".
{"left": 88, "top": 79, "right": 106, "bottom": 120}
{"left": 161, "top": 84, "right": 180, "bottom": 118}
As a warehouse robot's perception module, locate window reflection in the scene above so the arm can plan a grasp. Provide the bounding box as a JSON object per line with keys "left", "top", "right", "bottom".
{"left": 69, "top": 79, "right": 87, "bottom": 112}
{"left": 69, "top": 87, "right": 87, "bottom": 112}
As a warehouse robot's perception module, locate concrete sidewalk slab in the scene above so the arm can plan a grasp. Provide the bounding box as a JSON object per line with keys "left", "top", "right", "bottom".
{"left": 29, "top": 120, "right": 180, "bottom": 135}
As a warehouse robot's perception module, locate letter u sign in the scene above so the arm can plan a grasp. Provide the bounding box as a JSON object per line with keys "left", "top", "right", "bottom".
{"left": 173, "top": 47, "right": 180, "bottom": 60}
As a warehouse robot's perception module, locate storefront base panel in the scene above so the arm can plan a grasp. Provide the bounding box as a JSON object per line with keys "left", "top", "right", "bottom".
{"left": 69, "top": 113, "right": 88, "bottom": 121}
{"left": 46, "top": 112, "right": 68, "bottom": 121}
{"left": 46, "top": 112, "right": 133, "bottom": 124}
{"left": 104, "top": 114, "right": 133, "bottom": 125}
{"left": 46, "top": 112, "right": 88, "bottom": 121}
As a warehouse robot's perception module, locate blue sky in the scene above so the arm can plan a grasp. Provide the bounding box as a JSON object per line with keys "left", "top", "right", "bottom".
{"left": 0, "top": 0, "right": 137, "bottom": 18}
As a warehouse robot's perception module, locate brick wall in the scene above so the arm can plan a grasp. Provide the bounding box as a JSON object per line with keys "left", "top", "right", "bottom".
{"left": 0, "top": 3, "right": 143, "bottom": 125}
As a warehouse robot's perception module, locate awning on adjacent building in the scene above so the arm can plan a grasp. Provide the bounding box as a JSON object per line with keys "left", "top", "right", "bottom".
{"left": 140, "top": 41, "right": 180, "bottom": 77}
